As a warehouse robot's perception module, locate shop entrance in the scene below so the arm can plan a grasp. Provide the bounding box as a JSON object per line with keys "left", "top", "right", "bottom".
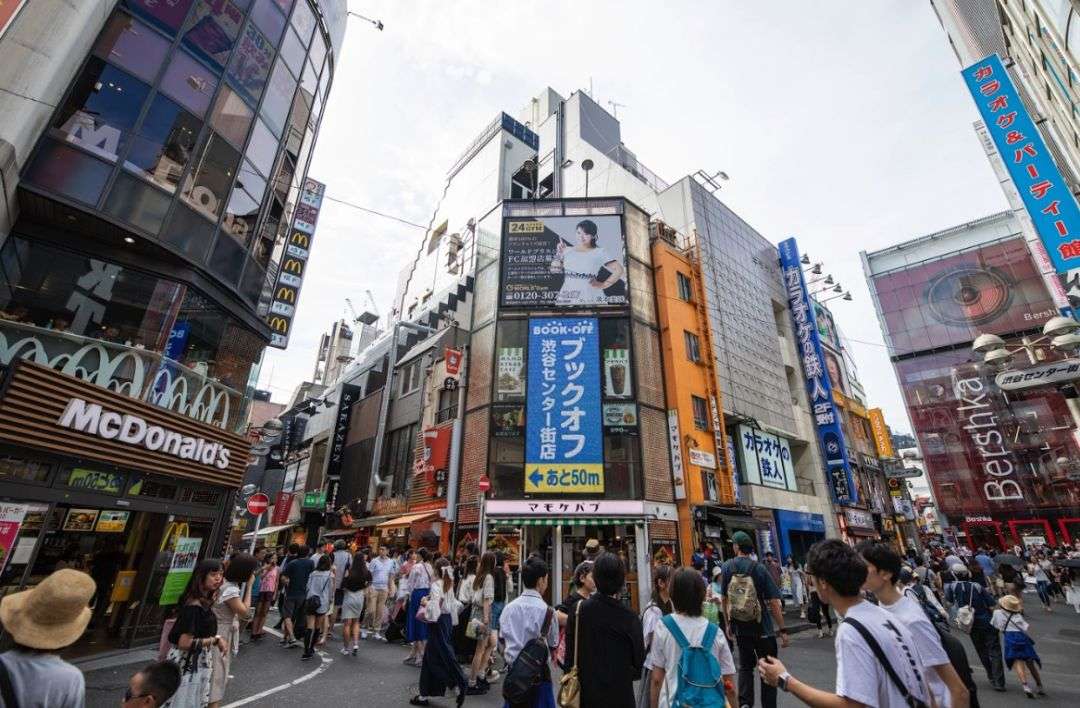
{"left": 3, "top": 503, "right": 213, "bottom": 659}
{"left": 559, "top": 524, "right": 639, "bottom": 613}
{"left": 786, "top": 530, "right": 824, "bottom": 565}
{"left": 963, "top": 521, "right": 1006, "bottom": 551}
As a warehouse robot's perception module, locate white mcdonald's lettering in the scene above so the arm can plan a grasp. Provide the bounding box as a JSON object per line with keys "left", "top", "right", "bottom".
{"left": 58, "top": 398, "right": 231, "bottom": 469}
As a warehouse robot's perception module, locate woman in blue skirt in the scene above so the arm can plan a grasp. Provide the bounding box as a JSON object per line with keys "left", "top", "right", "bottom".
{"left": 405, "top": 547, "right": 434, "bottom": 666}
{"left": 992, "top": 594, "right": 1046, "bottom": 698}
{"left": 412, "top": 557, "right": 468, "bottom": 706}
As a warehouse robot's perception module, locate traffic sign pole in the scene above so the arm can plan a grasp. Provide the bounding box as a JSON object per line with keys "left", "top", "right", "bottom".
{"left": 248, "top": 512, "right": 262, "bottom": 554}
{"left": 245, "top": 493, "right": 269, "bottom": 553}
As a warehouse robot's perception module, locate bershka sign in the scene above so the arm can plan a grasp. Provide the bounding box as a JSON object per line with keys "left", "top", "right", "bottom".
{"left": 953, "top": 373, "right": 1023, "bottom": 503}
{"left": 58, "top": 398, "right": 231, "bottom": 470}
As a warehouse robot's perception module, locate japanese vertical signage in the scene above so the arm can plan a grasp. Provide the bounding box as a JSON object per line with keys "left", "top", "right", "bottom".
{"left": 0, "top": 503, "right": 26, "bottom": 577}
{"left": 325, "top": 383, "right": 361, "bottom": 511}
{"left": 525, "top": 318, "right": 603, "bottom": 493}
{"left": 267, "top": 178, "right": 326, "bottom": 349}
{"left": 868, "top": 408, "right": 894, "bottom": 459}
{"left": 963, "top": 55, "right": 1080, "bottom": 281}
{"left": 736, "top": 424, "right": 796, "bottom": 491}
{"left": 667, "top": 410, "right": 687, "bottom": 500}
{"left": 779, "top": 237, "right": 857, "bottom": 505}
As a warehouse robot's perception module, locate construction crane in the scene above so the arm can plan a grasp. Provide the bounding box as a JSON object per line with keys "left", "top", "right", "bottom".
{"left": 345, "top": 290, "right": 379, "bottom": 327}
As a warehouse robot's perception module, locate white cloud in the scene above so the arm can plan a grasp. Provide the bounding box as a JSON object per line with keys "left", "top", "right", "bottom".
{"left": 260, "top": 1, "right": 1009, "bottom": 435}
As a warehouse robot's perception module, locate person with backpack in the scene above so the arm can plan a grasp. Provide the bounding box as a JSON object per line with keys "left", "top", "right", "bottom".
{"left": 857, "top": 542, "right": 970, "bottom": 708}
{"left": 719, "top": 531, "right": 787, "bottom": 708}
{"left": 646, "top": 567, "right": 736, "bottom": 708}
{"left": 638, "top": 564, "right": 674, "bottom": 708}
{"left": 758, "top": 539, "right": 932, "bottom": 708}
{"left": 499, "top": 559, "right": 559, "bottom": 708}
{"left": 991, "top": 594, "right": 1046, "bottom": 698}
{"left": 945, "top": 564, "right": 1005, "bottom": 692}
{"left": 563, "top": 552, "right": 645, "bottom": 707}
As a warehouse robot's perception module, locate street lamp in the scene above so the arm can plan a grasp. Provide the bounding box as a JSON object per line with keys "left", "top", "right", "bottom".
{"left": 973, "top": 316, "right": 1080, "bottom": 367}
{"left": 347, "top": 11, "right": 384, "bottom": 30}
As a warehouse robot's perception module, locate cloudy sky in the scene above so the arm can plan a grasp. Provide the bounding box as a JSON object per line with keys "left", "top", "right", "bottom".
{"left": 259, "top": 1, "right": 1010, "bottom": 433}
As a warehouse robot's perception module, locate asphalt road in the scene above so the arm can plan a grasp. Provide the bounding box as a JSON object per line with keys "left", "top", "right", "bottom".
{"left": 84, "top": 598, "right": 1080, "bottom": 707}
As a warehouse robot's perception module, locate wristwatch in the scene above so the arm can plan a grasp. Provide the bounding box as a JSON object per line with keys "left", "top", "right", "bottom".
{"left": 777, "top": 671, "right": 792, "bottom": 693}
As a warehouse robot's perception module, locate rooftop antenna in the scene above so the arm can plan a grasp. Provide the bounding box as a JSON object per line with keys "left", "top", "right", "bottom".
{"left": 346, "top": 11, "right": 384, "bottom": 30}
{"left": 693, "top": 169, "right": 730, "bottom": 193}
{"left": 608, "top": 100, "right": 626, "bottom": 119}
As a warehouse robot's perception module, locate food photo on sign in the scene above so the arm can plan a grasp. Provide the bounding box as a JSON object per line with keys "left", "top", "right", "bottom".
{"left": 501, "top": 214, "right": 627, "bottom": 307}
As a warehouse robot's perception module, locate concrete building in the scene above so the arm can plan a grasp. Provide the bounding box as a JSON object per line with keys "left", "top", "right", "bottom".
{"left": 312, "top": 318, "right": 354, "bottom": 385}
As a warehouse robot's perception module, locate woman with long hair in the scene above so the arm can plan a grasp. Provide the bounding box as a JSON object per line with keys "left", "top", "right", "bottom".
{"left": 412, "top": 558, "right": 467, "bottom": 707}
{"left": 452, "top": 555, "right": 478, "bottom": 663}
{"left": 638, "top": 564, "right": 674, "bottom": 708}
{"left": 301, "top": 554, "right": 334, "bottom": 660}
{"left": 209, "top": 553, "right": 256, "bottom": 708}
{"left": 340, "top": 552, "right": 371, "bottom": 656}
{"left": 550, "top": 218, "right": 625, "bottom": 306}
{"left": 166, "top": 559, "right": 227, "bottom": 707}
{"left": 465, "top": 551, "right": 496, "bottom": 695}
{"left": 403, "top": 548, "right": 433, "bottom": 666}
{"left": 250, "top": 552, "right": 278, "bottom": 640}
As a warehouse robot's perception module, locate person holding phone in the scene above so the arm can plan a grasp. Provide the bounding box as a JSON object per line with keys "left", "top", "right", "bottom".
{"left": 550, "top": 219, "right": 624, "bottom": 305}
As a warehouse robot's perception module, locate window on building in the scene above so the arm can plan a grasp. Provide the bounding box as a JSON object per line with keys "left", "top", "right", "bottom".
{"left": 602, "top": 432, "right": 641, "bottom": 499}
{"left": 684, "top": 330, "right": 702, "bottom": 363}
{"left": 436, "top": 388, "right": 458, "bottom": 423}
{"left": 210, "top": 85, "right": 254, "bottom": 150}
{"left": 93, "top": 13, "right": 170, "bottom": 84}
{"left": 692, "top": 395, "right": 710, "bottom": 431}
{"left": 160, "top": 50, "right": 218, "bottom": 117}
{"left": 228, "top": 23, "right": 274, "bottom": 105}
{"left": 601, "top": 318, "right": 632, "bottom": 399}
{"left": 677, "top": 271, "right": 693, "bottom": 302}
{"left": 382, "top": 424, "right": 417, "bottom": 496}
{"left": 126, "top": 0, "right": 196, "bottom": 36}
{"left": 426, "top": 221, "right": 447, "bottom": 255}
{"left": 182, "top": 132, "right": 241, "bottom": 221}
{"left": 495, "top": 320, "right": 527, "bottom": 402}
{"left": 182, "top": 0, "right": 244, "bottom": 70}
{"left": 251, "top": 0, "right": 287, "bottom": 44}
{"left": 125, "top": 94, "right": 202, "bottom": 193}
{"left": 52, "top": 58, "right": 151, "bottom": 165}
{"left": 400, "top": 360, "right": 421, "bottom": 395}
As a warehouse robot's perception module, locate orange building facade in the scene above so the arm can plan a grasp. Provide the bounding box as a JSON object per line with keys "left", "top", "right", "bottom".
{"left": 651, "top": 224, "right": 737, "bottom": 562}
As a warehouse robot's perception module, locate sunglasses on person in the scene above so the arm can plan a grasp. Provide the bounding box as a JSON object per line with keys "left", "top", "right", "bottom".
{"left": 123, "top": 687, "right": 149, "bottom": 704}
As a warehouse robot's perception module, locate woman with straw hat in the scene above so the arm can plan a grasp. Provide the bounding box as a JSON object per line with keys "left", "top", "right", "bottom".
{"left": 991, "top": 593, "right": 1046, "bottom": 699}
{"left": 0, "top": 568, "right": 93, "bottom": 706}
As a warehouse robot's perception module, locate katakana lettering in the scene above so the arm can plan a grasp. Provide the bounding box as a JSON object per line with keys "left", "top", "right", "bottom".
{"left": 560, "top": 407, "right": 585, "bottom": 431}
{"left": 560, "top": 338, "right": 584, "bottom": 360}
{"left": 979, "top": 79, "right": 1001, "bottom": 96}
{"left": 1014, "top": 143, "right": 1037, "bottom": 162}
{"left": 1027, "top": 164, "right": 1039, "bottom": 179}
{"left": 1030, "top": 179, "right": 1054, "bottom": 199}
{"left": 560, "top": 382, "right": 584, "bottom": 406}
{"left": 988, "top": 95, "right": 1008, "bottom": 112}
{"left": 561, "top": 434, "right": 586, "bottom": 457}
{"left": 1004, "top": 130, "right": 1025, "bottom": 145}
{"left": 996, "top": 111, "right": 1017, "bottom": 129}
{"left": 974, "top": 65, "right": 994, "bottom": 81}
{"left": 1042, "top": 200, "right": 1062, "bottom": 216}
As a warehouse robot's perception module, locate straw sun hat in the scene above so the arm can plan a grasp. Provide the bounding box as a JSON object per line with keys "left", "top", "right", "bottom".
{"left": 999, "top": 594, "right": 1023, "bottom": 613}
{"left": 0, "top": 569, "right": 95, "bottom": 650}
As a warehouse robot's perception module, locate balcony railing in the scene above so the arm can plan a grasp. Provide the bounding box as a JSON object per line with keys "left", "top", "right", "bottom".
{"left": 0, "top": 320, "right": 247, "bottom": 432}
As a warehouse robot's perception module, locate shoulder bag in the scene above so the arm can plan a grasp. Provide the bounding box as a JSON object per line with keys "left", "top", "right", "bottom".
{"left": 558, "top": 603, "right": 581, "bottom": 708}
{"left": 503, "top": 607, "right": 555, "bottom": 704}
{"left": 843, "top": 617, "right": 931, "bottom": 708}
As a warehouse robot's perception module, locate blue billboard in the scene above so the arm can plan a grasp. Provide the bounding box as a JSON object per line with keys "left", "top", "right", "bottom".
{"left": 525, "top": 317, "right": 603, "bottom": 493}
{"left": 778, "top": 238, "right": 857, "bottom": 505}
{"left": 962, "top": 54, "right": 1080, "bottom": 276}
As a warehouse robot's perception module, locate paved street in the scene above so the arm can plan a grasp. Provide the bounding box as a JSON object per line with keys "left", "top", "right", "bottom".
{"left": 81, "top": 598, "right": 1080, "bottom": 707}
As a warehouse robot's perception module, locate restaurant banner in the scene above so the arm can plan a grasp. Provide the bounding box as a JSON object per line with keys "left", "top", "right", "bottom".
{"left": 525, "top": 318, "right": 603, "bottom": 493}
{"left": 271, "top": 492, "right": 294, "bottom": 525}
{"left": 160, "top": 537, "right": 201, "bottom": 605}
{"left": 267, "top": 178, "right": 326, "bottom": 349}
{"left": 325, "top": 384, "right": 361, "bottom": 480}
{"left": 868, "top": 408, "right": 894, "bottom": 458}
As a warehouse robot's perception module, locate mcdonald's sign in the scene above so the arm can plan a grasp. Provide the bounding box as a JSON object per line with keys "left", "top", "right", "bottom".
{"left": 266, "top": 178, "right": 325, "bottom": 349}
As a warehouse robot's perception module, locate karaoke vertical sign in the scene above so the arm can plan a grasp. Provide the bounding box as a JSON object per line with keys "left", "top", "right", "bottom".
{"left": 267, "top": 178, "right": 326, "bottom": 349}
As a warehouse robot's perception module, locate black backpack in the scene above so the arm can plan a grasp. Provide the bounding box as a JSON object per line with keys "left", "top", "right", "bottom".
{"left": 503, "top": 608, "right": 554, "bottom": 704}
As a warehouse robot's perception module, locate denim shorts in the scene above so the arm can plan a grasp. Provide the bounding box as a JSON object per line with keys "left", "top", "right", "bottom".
{"left": 491, "top": 600, "right": 506, "bottom": 631}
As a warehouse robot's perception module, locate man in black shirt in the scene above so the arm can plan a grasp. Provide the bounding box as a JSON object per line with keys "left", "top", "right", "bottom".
{"left": 720, "top": 531, "right": 788, "bottom": 708}
{"left": 280, "top": 545, "right": 314, "bottom": 647}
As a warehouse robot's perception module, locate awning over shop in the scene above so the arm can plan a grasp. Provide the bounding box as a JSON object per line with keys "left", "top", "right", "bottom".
{"left": 321, "top": 529, "right": 359, "bottom": 538}
{"left": 240, "top": 524, "right": 293, "bottom": 540}
{"left": 351, "top": 515, "right": 396, "bottom": 528}
{"left": 376, "top": 511, "right": 438, "bottom": 530}
{"left": 490, "top": 517, "right": 644, "bottom": 527}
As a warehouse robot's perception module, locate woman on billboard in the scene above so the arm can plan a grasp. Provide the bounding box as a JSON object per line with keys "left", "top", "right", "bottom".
{"left": 550, "top": 219, "right": 625, "bottom": 305}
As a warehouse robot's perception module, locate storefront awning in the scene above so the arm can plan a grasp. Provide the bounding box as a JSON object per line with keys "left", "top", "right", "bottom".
{"left": 351, "top": 514, "right": 396, "bottom": 528}
{"left": 490, "top": 517, "right": 644, "bottom": 527}
{"left": 240, "top": 524, "right": 293, "bottom": 540}
{"left": 321, "top": 529, "right": 359, "bottom": 538}
{"left": 376, "top": 511, "right": 438, "bottom": 530}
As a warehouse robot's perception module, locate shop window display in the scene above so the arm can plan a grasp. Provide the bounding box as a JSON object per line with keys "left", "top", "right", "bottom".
{"left": 52, "top": 58, "right": 151, "bottom": 164}
{"left": 182, "top": 0, "right": 244, "bottom": 71}
{"left": 123, "top": 94, "right": 202, "bottom": 193}
{"left": 93, "top": 13, "right": 171, "bottom": 84}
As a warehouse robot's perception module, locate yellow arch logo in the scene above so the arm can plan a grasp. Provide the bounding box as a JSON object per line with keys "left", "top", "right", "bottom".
{"left": 276, "top": 287, "right": 296, "bottom": 303}
{"left": 269, "top": 317, "right": 289, "bottom": 333}
{"left": 290, "top": 232, "right": 310, "bottom": 247}
{"left": 283, "top": 259, "right": 303, "bottom": 274}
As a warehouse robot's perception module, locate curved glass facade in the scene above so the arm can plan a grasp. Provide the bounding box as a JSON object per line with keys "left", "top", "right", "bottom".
{"left": 22, "top": 0, "right": 334, "bottom": 312}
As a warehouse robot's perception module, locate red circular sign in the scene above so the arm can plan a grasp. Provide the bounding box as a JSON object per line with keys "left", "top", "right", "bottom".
{"left": 247, "top": 493, "right": 270, "bottom": 515}
{"left": 478, "top": 476, "right": 491, "bottom": 493}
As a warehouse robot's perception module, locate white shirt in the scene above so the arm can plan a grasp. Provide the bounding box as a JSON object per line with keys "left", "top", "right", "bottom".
{"left": 991, "top": 608, "right": 1030, "bottom": 633}
{"left": 641, "top": 604, "right": 663, "bottom": 669}
{"left": 500, "top": 589, "right": 559, "bottom": 665}
{"left": 645, "top": 614, "right": 735, "bottom": 706}
{"left": 835, "top": 600, "right": 931, "bottom": 708}
{"left": 0, "top": 651, "right": 84, "bottom": 708}
{"left": 880, "top": 595, "right": 952, "bottom": 707}
{"left": 471, "top": 574, "right": 495, "bottom": 605}
{"left": 369, "top": 557, "right": 394, "bottom": 590}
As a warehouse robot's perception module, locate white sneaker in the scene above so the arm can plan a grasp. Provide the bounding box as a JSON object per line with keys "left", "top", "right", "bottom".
{"left": 375, "top": 633, "right": 385, "bottom": 641}
{"left": 361, "top": 630, "right": 369, "bottom": 640}
{"left": 340, "top": 647, "right": 351, "bottom": 655}
{"left": 817, "top": 629, "right": 824, "bottom": 639}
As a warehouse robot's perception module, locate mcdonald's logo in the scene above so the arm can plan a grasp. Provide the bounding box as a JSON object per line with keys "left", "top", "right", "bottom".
{"left": 282, "top": 259, "right": 303, "bottom": 274}
{"left": 290, "top": 232, "right": 310, "bottom": 247}
{"left": 268, "top": 316, "right": 290, "bottom": 333}
{"left": 276, "top": 287, "right": 296, "bottom": 303}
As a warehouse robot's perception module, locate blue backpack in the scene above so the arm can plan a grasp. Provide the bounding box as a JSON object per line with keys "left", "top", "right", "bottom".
{"left": 661, "top": 614, "right": 727, "bottom": 708}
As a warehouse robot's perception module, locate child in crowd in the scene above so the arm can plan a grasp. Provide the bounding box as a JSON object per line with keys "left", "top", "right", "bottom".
{"left": 991, "top": 594, "right": 1046, "bottom": 699}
